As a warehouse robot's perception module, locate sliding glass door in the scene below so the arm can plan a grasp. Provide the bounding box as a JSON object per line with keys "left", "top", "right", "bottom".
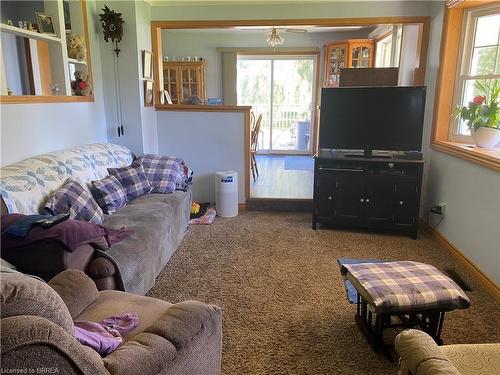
{"left": 237, "top": 55, "right": 316, "bottom": 154}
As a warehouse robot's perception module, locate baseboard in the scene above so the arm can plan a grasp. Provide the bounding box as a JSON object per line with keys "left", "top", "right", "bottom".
{"left": 238, "top": 203, "right": 246, "bottom": 210}
{"left": 419, "top": 219, "right": 500, "bottom": 303}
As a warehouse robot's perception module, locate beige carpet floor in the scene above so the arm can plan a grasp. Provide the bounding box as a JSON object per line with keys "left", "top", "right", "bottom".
{"left": 147, "top": 211, "right": 500, "bottom": 375}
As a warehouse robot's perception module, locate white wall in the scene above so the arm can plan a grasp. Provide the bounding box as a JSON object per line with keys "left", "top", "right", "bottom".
{"left": 96, "top": 0, "right": 157, "bottom": 156}
{"left": 157, "top": 111, "right": 246, "bottom": 204}
{"left": 422, "top": 3, "right": 500, "bottom": 284}
{"left": 0, "top": 0, "right": 107, "bottom": 166}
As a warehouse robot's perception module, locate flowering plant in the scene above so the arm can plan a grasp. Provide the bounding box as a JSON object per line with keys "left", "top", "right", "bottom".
{"left": 455, "top": 80, "right": 500, "bottom": 131}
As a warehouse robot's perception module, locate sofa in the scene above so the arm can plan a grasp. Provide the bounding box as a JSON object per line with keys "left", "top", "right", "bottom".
{"left": 395, "top": 329, "right": 500, "bottom": 375}
{"left": 0, "top": 143, "right": 191, "bottom": 295}
{"left": 1, "top": 269, "right": 222, "bottom": 374}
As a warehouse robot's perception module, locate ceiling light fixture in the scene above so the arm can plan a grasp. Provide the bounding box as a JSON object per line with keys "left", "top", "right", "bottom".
{"left": 266, "top": 28, "right": 284, "bottom": 47}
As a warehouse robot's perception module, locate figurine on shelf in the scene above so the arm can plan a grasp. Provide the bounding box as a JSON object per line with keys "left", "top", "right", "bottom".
{"left": 27, "top": 22, "right": 38, "bottom": 32}
{"left": 67, "top": 33, "right": 87, "bottom": 61}
{"left": 71, "top": 70, "right": 92, "bottom": 96}
{"left": 6, "top": 20, "right": 13, "bottom": 26}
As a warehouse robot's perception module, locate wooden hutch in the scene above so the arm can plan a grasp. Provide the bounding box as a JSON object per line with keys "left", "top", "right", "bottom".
{"left": 163, "top": 61, "right": 207, "bottom": 104}
{"left": 324, "top": 39, "right": 374, "bottom": 87}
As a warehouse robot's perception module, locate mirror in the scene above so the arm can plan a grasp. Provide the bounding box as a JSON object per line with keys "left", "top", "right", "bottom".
{"left": 0, "top": 0, "right": 92, "bottom": 102}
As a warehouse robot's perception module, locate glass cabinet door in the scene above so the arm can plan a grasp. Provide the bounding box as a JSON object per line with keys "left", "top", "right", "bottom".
{"left": 326, "top": 45, "right": 346, "bottom": 86}
{"left": 164, "top": 67, "right": 179, "bottom": 103}
{"left": 351, "top": 46, "right": 372, "bottom": 68}
{"left": 180, "top": 67, "right": 200, "bottom": 100}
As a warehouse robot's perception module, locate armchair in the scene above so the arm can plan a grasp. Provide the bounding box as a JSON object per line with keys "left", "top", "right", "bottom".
{"left": 1, "top": 269, "right": 222, "bottom": 375}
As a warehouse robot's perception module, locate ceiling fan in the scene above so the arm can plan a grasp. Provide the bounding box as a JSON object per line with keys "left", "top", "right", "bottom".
{"left": 264, "top": 27, "right": 307, "bottom": 47}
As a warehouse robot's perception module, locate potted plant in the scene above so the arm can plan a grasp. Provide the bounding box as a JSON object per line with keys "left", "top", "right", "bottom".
{"left": 455, "top": 80, "right": 500, "bottom": 148}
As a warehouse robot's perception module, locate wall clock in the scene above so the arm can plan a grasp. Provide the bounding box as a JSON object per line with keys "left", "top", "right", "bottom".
{"left": 99, "top": 5, "right": 124, "bottom": 56}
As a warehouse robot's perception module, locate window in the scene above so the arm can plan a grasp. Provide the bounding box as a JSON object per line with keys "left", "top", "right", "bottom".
{"left": 375, "top": 34, "right": 393, "bottom": 67}
{"left": 451, "top": 5, "right": 500, "bottom": 140}
{"left": 431, "top": 1, "right": 500, "bottom": 171}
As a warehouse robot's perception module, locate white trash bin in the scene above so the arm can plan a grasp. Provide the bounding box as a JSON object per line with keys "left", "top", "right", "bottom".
{"left": 215, "top": 171, "right": 238, "bottom": 218}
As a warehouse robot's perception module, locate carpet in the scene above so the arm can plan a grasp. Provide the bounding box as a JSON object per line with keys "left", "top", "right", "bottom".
{"left": 148, "top": 211, "right": 500, "bottom": 375}
{"left": 283, "top": 156, "right": 314, "bottom": 170}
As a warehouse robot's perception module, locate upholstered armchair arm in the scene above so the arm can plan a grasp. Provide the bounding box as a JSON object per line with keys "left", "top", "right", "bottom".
{"left": 103, "top": 301, "right": 223, "bottom": 375}
{"left": 48, "top": 269, "right": 100, "bottom": 318}
{"left": 395, "top": 330, "right": 461, "bottom": 375}
{"left": 1, "top": 315, "right": 109, "bottom": 375}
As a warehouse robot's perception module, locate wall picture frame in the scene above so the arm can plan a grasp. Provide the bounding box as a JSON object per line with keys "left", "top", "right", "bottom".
{"left": 142, "top": 50, "right": 153, "bottom": 80}
{"left": 144, "top": 80, "right": 154, "bottom": 107}
{"left": 35, "top": 12, "right": 56, "bottom": 35}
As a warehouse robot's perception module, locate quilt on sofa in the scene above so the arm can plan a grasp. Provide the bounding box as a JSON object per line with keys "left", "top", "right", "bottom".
{"left": 0, "top": 143, "right": 192, "bottom": 295}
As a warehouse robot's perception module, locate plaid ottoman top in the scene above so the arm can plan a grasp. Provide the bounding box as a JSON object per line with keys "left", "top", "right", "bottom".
{"left": 344, "top": 261, "right": 471, "bottom": 313}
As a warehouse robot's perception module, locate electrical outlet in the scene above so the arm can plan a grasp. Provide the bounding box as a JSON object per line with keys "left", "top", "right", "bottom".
{"left": 438, "top": 202, "right": 446, "bottom": 216}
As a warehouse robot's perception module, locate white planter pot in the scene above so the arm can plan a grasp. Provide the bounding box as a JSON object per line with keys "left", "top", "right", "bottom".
{"left": 471, "top": 127, "right": 500, "bottom": 148}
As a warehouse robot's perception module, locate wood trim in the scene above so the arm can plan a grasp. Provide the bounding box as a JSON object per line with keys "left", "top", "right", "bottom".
{"left": 430, "top": 6, "right": 463, "bottom": 143}
{"left": 0, "top": 95, "right": 94, "bottom": 104}
{"left": 155, "top": 104, "right": 251, "bottom": 112}
{"left": 243, "top": 107, "right": 251, "bottom": 199}
{"left": 419, "top": 219, "right": 500, "bottom": 303}
{"left": 312, "top": 52, "right": 321, "bottom": 155}
{"left": 238, "top": 203, "right": 247, "bottom": 210}
{"left": 151, "top": 17, "right": 431, "bottom": 29}
{"left": 152, "top": 23, "right": 163, "bottom": 108}
{"left": 431, "top": 140, "right": 500, "bottom": 172}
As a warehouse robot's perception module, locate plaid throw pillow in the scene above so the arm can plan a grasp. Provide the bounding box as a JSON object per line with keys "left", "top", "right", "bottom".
{"left": 136, "top": 154, "right": 184, "bottom": 194}
{"left": 43, "top": 179, "right": 104, "bottom": 224}
{"left": 91, "top": 175, "right": 128, "bottom": 214}
{"left": 108, "top": 162, "right": 152, "bottom": 200}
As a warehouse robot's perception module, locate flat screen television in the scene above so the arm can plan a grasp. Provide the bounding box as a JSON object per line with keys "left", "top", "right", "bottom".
{"left": 319, "top": 86, "right": 426, "bottom": 153}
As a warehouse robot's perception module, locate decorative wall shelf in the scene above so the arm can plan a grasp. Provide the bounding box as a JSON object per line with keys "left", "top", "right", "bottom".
{"left": 0, "top": 23, "right": 61, "bottom": 44}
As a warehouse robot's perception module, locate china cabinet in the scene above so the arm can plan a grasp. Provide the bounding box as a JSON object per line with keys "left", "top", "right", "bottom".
{"left": 162, "top": 61, "right": 207, "bottom": 104}
{"left": 324, "top": 39, "right": 374, "bottom": 87}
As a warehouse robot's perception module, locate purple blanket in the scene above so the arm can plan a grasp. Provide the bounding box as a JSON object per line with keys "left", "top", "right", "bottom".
{"left": 75, "top": 313, "right": 139, "bottom": 356}
{"left": 1, "top": 214, "right": 134, "bottom": 252}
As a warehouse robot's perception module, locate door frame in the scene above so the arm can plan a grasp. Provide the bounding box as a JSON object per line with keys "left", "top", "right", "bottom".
{"left": 237, "top": 52, "right": 320, "bottom": 155}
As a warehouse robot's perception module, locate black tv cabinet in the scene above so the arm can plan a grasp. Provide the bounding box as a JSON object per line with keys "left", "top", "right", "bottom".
{"left": 312, "top": 150, "right": 424, "bottom": 238}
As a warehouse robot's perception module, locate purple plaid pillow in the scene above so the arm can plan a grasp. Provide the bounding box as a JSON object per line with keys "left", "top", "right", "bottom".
{"left": 43, "top": 179, "right": 104, "bottom": 224}
{"left": 135, "top": 154, "right": 183, "bottom": 194}
{"left": 91, "top": 175, "right": 128, "bottom": 214}
{"left": 108, "top": 162, "right": 152, "bottom": 200}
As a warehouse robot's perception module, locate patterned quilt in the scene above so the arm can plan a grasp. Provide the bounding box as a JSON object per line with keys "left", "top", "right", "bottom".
{"left": 344, "top": 261, "right": 471, "bottom": 313}
{"left": 0, "top": 143, "right": 133, "bottom": 215}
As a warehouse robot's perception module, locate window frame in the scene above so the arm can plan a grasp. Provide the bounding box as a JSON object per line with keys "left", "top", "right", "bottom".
{"left": 449, "top": 4, "right": 500, "bottom": 142}
{"left": 431, "top": 0, "right": 500, "bottom": 172}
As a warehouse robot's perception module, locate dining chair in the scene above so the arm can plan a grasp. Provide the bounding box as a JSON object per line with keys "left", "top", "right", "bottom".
{"left": 250, "top": 114, "right": 263, "bottom": 181}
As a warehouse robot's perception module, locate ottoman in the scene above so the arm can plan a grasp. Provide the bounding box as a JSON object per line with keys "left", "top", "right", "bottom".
{"left": 342, "top": 261, "right": 471, "bottom": 360}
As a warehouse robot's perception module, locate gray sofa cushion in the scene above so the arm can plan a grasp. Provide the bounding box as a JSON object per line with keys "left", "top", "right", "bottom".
{"left": 96, "top": 190, "right": 191, "bottom": 295}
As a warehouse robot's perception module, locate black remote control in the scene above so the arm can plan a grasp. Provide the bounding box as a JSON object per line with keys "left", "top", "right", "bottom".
{"left": 40, "top": 213, "right": 70, "bottom": 228}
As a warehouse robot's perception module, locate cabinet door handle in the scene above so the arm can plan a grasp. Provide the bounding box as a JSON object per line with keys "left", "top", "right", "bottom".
{"left": 399, "top": 201, "right": 404, "bottom": 205}
{"left": 328, "top": 196, "right": 333, "bottom": 200}
{"left": 365, "top": 198, "right": 370, "bottom": 203}
{"left": 360, "top": 198, "right": 364, "bottom": 203}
